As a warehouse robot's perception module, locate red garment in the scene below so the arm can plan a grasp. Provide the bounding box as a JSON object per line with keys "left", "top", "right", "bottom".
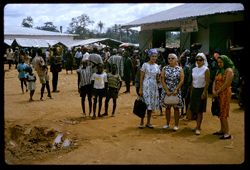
{"left": 214, "top": 72, "right": 232, "bottom": 118}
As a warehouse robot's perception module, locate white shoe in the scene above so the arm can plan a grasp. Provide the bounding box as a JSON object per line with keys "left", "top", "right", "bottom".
{"left": 195, "top": 129, "right": 201, "bottom": 135}
{"left": 138, "top": 124, "right": 145, "bottom": 129}
{"left": 163, "top": 124, "right": 169, "bottom": 129}
{"left": 173, "top": 126, "right": 179, "bottom": 131}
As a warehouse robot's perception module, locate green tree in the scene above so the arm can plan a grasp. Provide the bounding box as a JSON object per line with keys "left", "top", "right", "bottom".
{"left": 36, "top": 22, "right": 59, "bottom": 32}
{"left": 67, "top": 14, "right": 94, "bottom": 38}
{"left": 97, "top": 21, "right": 104, "bottom": 33}
{"left": 21, "top": 16, "right": 33, "bottom": 28}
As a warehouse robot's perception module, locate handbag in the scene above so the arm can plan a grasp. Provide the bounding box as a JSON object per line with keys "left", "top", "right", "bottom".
{"left": 211, "top": 97, "right": 220, "bottom": 116}
{"left": 164, "top": 95, "right": 179, "bottom": 105}
{"left": 133, "top": 97, "right": 147, "bottom": 118}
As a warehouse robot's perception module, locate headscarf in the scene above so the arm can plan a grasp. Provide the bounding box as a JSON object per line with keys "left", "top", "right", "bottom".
{"left": 148, "top": 48, "right": 158, "bottom": 57}
{"left": 196, "top": 52, "right": 208, "bottom": 67}
{"left": 216, "top": 55, "right": 235, "bottom": 75}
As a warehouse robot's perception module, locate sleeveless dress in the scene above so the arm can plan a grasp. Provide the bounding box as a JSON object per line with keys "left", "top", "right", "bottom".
{"left": 161, "top": 65, "right": 183, "bottom": 108}
{"left": 214, "top": 71, "right": 232, "bottom": 118}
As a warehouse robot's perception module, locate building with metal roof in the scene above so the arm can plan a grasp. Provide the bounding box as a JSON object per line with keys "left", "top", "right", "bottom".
{"left": 4, "top": 26, "right": 123, "bottom": 49}
{"left": 122, "top": 3, "right": 244, "bottom": 28}
{"left": 4, "top": 25, "right": 77, "bottom": 46}
{"left": 122, "top": 3, "right": 245, "bottom": 55}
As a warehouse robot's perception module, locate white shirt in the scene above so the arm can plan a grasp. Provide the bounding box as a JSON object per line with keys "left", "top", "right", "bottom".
{"left": 82, "top": 52, "right": 90, "bottom": 61}
{"left": 192, "top": 65, "right": 208, "bottom": 88}
{"left": 91, "top": 72, "right": 107, "bottom": 89}
{"left": 74, "top": 51, "right": 82, "bottom": 59}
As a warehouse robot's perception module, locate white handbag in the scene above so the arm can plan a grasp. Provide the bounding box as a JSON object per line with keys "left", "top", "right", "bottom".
{"left": 164, "top": 95, "right": 179, "bottom": 105}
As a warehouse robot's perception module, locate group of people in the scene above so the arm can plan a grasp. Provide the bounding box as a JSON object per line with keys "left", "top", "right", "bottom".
{"left": 12, "top": 44, "right": 235, "bottom": 140}
{"left": 137, "top": 48, "right": 234, "bottom": 140}
{"left": 14, "top": 47, "right": 63, "bottom": 101}
{"left": 76, "top": 50, "right": 124, "bottom": 119}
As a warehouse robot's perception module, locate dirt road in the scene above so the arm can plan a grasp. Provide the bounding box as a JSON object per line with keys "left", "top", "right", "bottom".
{"left": 4, "top": 64, "right": 245, "bottom": 165}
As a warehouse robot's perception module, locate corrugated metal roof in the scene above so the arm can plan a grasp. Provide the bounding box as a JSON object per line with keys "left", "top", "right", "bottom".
{"left": 4, "top": 38, "right": 123, "bottom": 49}
{"left": 122, "top": 3, "right": 244, "bottom": 28}
{"left": 4, "top": 39, "right": 14, "bottom": 46}
{"left": 69, "top": 38, "right": 123, "bottom": 48}
{"left": 4, "top": 25, "right": 76, "bottom": 37}
{"left": 12, "top": 38, "right": 57, "bottom": 47}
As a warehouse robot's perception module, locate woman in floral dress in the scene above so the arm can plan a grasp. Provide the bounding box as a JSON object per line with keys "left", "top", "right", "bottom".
{"left": 138, "top": 48, "right": 161, "bottom": 129}
{"left": 161, "top": 53, "right": 184, "bottom": 131}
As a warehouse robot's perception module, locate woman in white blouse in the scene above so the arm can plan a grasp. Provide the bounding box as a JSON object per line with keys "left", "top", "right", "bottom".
{"left": 189, "top": 53, "right": 210, "bottom": 135}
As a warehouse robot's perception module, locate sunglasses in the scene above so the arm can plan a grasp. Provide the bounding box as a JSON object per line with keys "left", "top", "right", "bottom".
{"left": 196, "top": 59, "right": 203, "bottom": 62}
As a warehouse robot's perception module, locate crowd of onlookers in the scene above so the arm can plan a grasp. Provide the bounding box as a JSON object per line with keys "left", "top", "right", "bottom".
{"left": 4, "top": 43, "right": 244, "bottom": 140}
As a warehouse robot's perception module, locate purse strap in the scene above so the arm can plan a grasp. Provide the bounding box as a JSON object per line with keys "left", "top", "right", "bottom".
{"left": 137, "top": 96, "right": 144, "bottom": 101}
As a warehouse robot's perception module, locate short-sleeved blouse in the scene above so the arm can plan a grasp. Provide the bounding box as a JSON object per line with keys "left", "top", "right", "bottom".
{"left": 141, "top": 62, "right": 160, "bottom": 110}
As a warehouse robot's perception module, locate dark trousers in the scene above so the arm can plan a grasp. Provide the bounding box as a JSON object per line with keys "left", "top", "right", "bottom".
{"left": 41, "top": 81, "right": 51, "bottom": 98}
{"left": 52, "top": 72, "right": 59, "bottom": 92}
{"left": 20, "top": 78, "right": 27, "bottom": 93}
{"left": 125, "top": 80, "right": 130, "bottom": 92}
{"left": 80, "top": 85, "right": 92, "bottom": 115}
{"left": 104, "top": 97, "right": 117, "bottom": 115}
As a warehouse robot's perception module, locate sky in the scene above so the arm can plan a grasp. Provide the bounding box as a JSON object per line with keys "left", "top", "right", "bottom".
{"left": 4, "top": 3, "right": 183, "bottom": 33}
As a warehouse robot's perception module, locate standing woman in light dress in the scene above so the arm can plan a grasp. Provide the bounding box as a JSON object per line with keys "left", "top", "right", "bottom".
{"left": 189, "top": 53, "right": 210, "bottom": 135}
{"left": 138, "top": 48, "right": 161, "bottom": 129}
{"left": 161, "top": 53, "right": 184, "bottom": 131}
{"left": 212, "top": 55, "right": 234, "bottom": 140}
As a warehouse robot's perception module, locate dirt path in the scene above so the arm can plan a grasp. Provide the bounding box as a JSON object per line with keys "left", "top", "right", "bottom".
{"left": 4, "top": 64, "right": 244, "bottom": 165}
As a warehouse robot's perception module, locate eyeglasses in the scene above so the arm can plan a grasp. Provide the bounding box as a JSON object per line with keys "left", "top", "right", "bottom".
{"left": 196, "top": 59, "right": 203, "bottom": 62}
{"left": 168, "top": 58, "right": 175, "bottom": 60}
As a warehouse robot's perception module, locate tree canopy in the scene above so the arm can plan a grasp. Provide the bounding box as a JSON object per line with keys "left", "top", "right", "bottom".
{"left": 21, "top": 14, "right": 139, "bottom": 43}
{"left": 36, "top": 22, "right": 60, "bottom": 32}
{"left": 21, "top": 16, "right": 33, "bottom": 28}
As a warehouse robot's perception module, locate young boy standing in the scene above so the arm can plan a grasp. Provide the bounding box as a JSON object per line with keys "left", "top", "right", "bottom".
{"left": 91, "top": 63, "right": 108, "bottom": 119}
{"left": 77, "top": 60, "right": 96, "bottom": 117}
{"left": 102, "top": 64, "right": 122, "bottom": 117}
{"left": 26, "top": 66, "right": 36, "bottom": 101}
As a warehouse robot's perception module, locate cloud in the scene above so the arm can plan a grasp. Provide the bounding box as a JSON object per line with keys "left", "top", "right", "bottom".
{"left": 4, "top": 3, "right": 182, "bottom": 31}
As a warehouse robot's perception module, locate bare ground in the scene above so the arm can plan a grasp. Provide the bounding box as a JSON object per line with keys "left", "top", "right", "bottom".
{"left": 4, "top": 64, "right": 245, "bottom": 165}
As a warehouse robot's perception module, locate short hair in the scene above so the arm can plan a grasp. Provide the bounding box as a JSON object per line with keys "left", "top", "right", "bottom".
{"left": 214, "top": 48, "right": 221, "bottom": 55}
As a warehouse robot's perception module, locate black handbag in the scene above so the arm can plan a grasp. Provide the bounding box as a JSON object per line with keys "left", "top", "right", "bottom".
{"left": 133, "top": 97, "right": 147, "bottom": 118}
{"left": 211, "top": 97, "right": 220, "bottom": 116}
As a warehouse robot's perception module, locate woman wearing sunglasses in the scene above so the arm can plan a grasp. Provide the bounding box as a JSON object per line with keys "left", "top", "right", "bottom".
{"left": 189, "top": 53, "right": 210, "bottom": 135}
{"left": 161, "top": 53, "right": 184, "bottom": 131}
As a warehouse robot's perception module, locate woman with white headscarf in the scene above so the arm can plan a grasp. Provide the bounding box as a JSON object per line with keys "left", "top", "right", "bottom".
{"left": 189, "top": 53, "right": 210, "bottom": 135}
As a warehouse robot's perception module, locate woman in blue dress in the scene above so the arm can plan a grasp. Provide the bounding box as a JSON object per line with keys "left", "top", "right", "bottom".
{"left": 138, "top": 49, "right": 161, "bottom": 129}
